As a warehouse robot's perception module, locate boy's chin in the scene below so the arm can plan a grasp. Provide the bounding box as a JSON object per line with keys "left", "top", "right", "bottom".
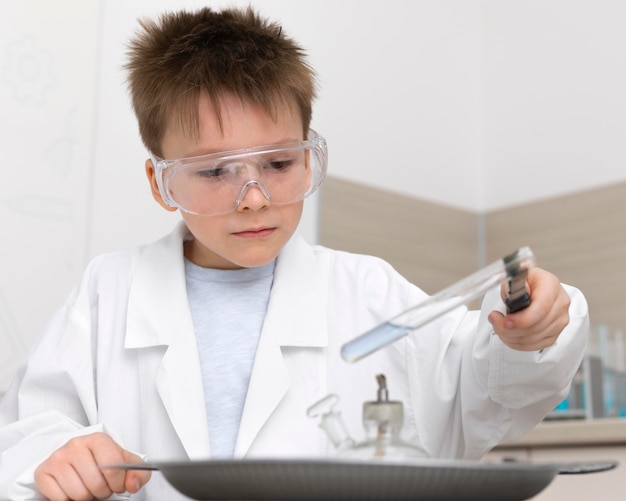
{"left": 230, "top": 252, "right": 280, "bottom": 269}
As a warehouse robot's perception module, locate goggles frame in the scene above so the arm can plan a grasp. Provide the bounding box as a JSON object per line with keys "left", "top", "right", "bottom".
{"left": 150, "top": 129, "right": 328, "bottom": 215}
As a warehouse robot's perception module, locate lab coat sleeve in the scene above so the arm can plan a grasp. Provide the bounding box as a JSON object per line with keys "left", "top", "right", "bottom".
{"left": 322, "top": 246, "right": 589, "bottom": 459}
{"left": 0, "top": 413, "right": 105, "bottom": 500}
{"left": 485, "top": 283, "right": 588, "bottom": 409}
{"left": 398, "top": 277, "right": 588, "bottom": 460}
{"left": 0, "top": 257, "right": 132, "bottom": 500}
{"left": 461, "top": 283, "right": 589, "bottom": 456}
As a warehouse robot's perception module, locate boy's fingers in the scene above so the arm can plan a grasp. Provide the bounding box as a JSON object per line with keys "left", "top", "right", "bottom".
{"left": 34, "top": 471, "right": 69, "bottom": 501}
{"left": 36, "top": 463, "right": 97, "bottom": 501}
{"left": 35, "top": 433, "right": 151, "bottom": 499}
{"left": 491, "top": 304, "right": 567, "bottom": 351}
{"left": 121, "top": 449, "right": 152, "bottom": 493}
{"left": 93, "top": 446, "right": 129, "bottom": 493}
{"left": 488, "top": 310, "right": 504, "bottom": 328}
{"left": 125, "top": 470, "right": 151, "bottom": 493}
{"left": 99, "top": 446, "right": 151, "bottom": 493}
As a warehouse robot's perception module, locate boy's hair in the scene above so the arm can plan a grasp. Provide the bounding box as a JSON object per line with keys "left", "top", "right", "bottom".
{"left": 125, "top": 6, "right": 317, "bottom": 156}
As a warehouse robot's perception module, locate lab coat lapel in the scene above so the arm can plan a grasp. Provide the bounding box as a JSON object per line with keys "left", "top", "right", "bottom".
{"left": 236, "top": 235, "right": 329, "bottom": 456}
{"left": 125, "top": 223, "right": 211, "bottom": 458}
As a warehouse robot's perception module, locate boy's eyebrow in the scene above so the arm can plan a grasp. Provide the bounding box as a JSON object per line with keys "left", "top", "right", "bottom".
{"left": 182, "top": 136, "right": 304, "bottom": 158}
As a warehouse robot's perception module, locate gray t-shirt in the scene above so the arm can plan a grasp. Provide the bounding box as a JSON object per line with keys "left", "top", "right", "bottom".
{"left": 184, "top": 258, "right": 275, "bottom": 458}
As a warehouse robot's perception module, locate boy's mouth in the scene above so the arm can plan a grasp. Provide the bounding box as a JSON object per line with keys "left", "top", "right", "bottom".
{"left": 233, "top": 227, "right": 276, "bottom": 238}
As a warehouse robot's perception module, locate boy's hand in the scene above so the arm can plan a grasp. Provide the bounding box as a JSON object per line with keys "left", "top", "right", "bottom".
{"left": 34, "top": 432, "right": 151, "bottom": 500}
{"left": 488, "top": 267, "right": 570, "bottom": 351}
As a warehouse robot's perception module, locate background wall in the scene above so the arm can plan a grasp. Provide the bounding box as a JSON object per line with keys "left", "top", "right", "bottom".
{"left": 320, "top": 177, "right": 626, "bottom": 350}
{"left": 1, "top": 0, "right": 626, "bottom": 391}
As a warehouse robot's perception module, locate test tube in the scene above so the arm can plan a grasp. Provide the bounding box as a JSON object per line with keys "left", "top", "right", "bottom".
{"left": 341, "top": 246, "right": 535, "bottom": 363}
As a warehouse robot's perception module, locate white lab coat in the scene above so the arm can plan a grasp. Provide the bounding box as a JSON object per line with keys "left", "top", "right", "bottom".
{"left": 0, "top": 222, "right": 588, "bottom": 500}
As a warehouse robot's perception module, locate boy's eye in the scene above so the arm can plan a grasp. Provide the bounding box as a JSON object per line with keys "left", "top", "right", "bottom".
{"left": 195, "top": 165, "right": 230, "bottom": 179}
{"left": 266, "top": 159, "right": 294, "bottom": 171}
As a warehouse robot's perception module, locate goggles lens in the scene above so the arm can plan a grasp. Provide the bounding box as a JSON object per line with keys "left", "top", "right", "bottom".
{"left": 152, "top": 130, "right": 327, "bottom": 216}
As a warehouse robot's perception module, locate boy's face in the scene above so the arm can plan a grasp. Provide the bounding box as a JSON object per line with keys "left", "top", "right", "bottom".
{"left": 147, "top": 93, "right": 305, "bottom": 269}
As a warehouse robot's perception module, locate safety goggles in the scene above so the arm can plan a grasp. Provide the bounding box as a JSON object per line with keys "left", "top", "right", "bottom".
{"left": 150, "top": 130, "right": 327, "bottom": 216}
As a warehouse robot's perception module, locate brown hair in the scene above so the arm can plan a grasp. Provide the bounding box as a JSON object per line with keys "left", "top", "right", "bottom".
{"left": 125, "top": 6, "right": 317, "bottom": 156}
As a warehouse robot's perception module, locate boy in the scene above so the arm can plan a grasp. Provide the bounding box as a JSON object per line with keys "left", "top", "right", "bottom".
{"left": 0, "top": 6, "right": 587, "bottom": 501}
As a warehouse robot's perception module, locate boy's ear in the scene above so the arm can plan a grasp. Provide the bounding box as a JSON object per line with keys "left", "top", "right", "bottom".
{"left": 145, "top": 159, "right": 178, "bottom": 212}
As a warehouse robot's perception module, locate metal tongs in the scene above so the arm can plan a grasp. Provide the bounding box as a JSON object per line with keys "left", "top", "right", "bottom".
{"left": 341, "top": 247, "right": 535, "bottom": 363}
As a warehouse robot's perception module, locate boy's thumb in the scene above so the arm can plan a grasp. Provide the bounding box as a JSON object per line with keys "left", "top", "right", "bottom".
{"left": 121, "top": 450, "right": 152, "bottom": 493}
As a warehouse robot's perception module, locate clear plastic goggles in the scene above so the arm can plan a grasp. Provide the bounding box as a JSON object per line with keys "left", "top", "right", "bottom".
{"left": 150, "top": 130, "right": 327, "bottom": 216}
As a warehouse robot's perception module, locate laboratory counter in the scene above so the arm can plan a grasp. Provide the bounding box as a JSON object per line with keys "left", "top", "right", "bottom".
{"left": 495, "top": 417, "right": 626, "bottom": 449}
{"left": 486, "top": 419, "right": 626, "bottom": 500}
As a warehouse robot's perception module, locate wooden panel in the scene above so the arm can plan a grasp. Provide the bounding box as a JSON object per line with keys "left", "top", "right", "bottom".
{"left": 320, "top": 176, "right": 626, "bottom": 330}
{"left": 319, "top": 176, "right": 479, "bottom": 295}
{"left": 485, "top": 182, "right": 626, "bottom": 329}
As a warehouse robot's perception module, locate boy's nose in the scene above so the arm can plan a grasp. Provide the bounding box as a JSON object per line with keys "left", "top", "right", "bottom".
{"left": 235, "top": 180, "right": 272, "bottom": 211}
